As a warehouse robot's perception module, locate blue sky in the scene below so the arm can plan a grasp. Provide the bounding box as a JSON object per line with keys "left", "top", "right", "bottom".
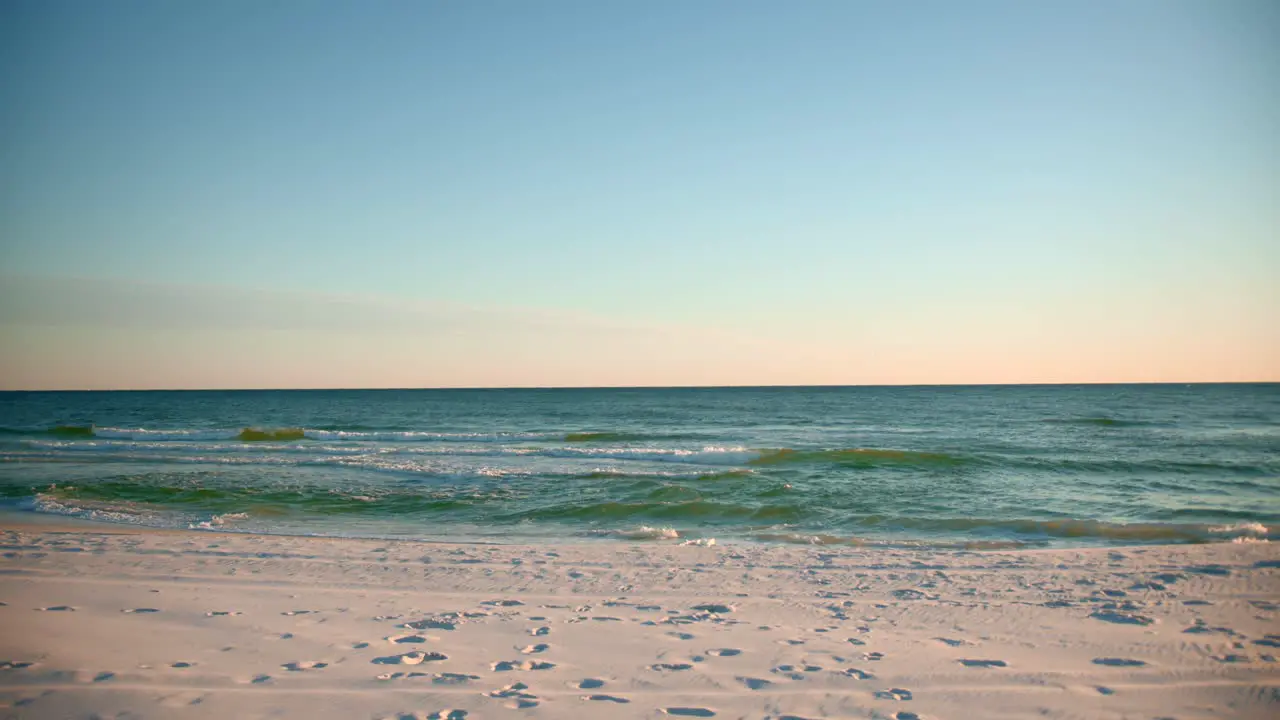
{"left": 2, "top": 0, "right": 1276, "bottom": 388}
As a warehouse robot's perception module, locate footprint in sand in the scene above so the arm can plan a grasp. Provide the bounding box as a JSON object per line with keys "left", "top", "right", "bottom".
{"left": 876, "top": 687, "right": 913, "bottom": 701}
{"left": 863, "top": 652, "right": 885, "bottom": 661}
{"left": 93, "top": 672, "right": 114, "bottom": 682}
{"left": 377, "top": 672, "right": 420, "bottom": 681}
{"left": 0, "top": 661, "right": 35, "bottom": 671}
{"left": 491, "top": 660, "right": 555, "bottom": 671}
{"left": 251, "top": 675, "right": 271, "bottom": 684}
{"left": 691, "top": 604, "right": 733, "bottom": 614}
{"left": 281, "top": 610, "right": 313, "bottom": 616}
{"left": 374, "top": 652, "right": 447, "bottom": 665}
{"left": 426, "top": 711, "right": 468, "bottom": 720}
{"left": 1089, "top": 610, "right": 1154, "bottom": 626}
{"left": 405, "top": 619, "right": 456, "bottom": 632}
{"left": 488, "top": 681, "right": 533, "bottom": 697}
{"left": 707, "top": 648, "right": 741, "bottom": 657}
{"left": 667, "top": 632, "right": 695, "bottom": 640}
{"left": 1092, "top": 658, "right": 1146, "bottom": 667}
{"left": 122, "top": 608, "right": 160, "bottom": 614}
{"left": 520, "top": 643, "right": 549, "bottom": 654}
{"left": 737, "top": 676, "right": 772, "bottom": 690}
{"left": 283, "top": 661, "right": 328, "bottom": 671}
{"left": 663, "top": 708, "right": 715, "bottom": 717}
{"left": 959, "top": 659, "right": 1007, "bottom": 668}
{"left": 488, "top": 681, "right": 539, "bottom": 708}
{"left": 935, "top": 637, "right": 967, "bottom": 647}
{"left": 895, "top": 713, "right": 921, "bottom": 720}
{"left": 206, "top": 611, "right": 241, "bottom": 617}
{"left": 37, "top": 606, "right": 75, "bottom": 612}
{"left": 584, "top": 695, "right": 630, "bottom": 703}
{"left": 387, "top": 634, "right": 431, "bottom": 644}
{"left": 577, "top": 678, "right": 605, "bottom": 689}
{"left": 649, "top": 663, "right": 693, "bottom": 672}
{"left": 528, "top": 626, "right": 550, "bottom": 636}
{"left": 1186, "top": 564, "right": 1231, "bottom": 576}
{"left": 1183, "top": 620, "right": 1239, "bottom": 636}
{"left": 171, "top": 662, "right": 194, "bottom": 669}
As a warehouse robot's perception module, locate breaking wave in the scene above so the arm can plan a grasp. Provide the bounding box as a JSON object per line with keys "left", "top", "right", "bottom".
{"left": 585, "top": 526, "right": 682, "bottom": 540}
{"left": 9, "top": 425, "right": 696, "bottom": 444}
{"left": 48, "top": 425, "right": 96, "bottom": 438}
{"left": 236, "top": 428, "right": 306, "bottom": 442}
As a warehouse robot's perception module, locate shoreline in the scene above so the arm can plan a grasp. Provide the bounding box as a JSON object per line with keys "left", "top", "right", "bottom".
{"left": 0, "top": 506, "right": 1269, "bottom": 552}
{"left": 2, "top": 518, "right": 1277, "bottom": 718}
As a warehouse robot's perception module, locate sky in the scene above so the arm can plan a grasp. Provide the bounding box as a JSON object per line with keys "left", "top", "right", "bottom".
{"left": 1, "top": 0, "right": 1276, "bottom": 389}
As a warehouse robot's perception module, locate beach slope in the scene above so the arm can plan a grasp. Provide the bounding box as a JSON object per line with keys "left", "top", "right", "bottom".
{"left": 0, "top": 523, "right": 1276, "bottom": 719}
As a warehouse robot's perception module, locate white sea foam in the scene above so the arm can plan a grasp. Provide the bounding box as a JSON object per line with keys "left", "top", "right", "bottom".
{"left": 94, "top": 427, "right": 228, "bottom": 441}
{"left": 542, "top": 446, "right": 755, "bottom": 465}
{"left": 26, "top": 493, "right": 159, "bottom": 526}
{"left": 1209, "top": 522, "right": 1269, "bottom": 537}
{"left": 397, "top": 445, "right": 756, "bottom": 466}
{"left": 305, "top": 430, "right": 556, "bottom": 442}
{"left": 191, "top": 512, "right": 250, "bottom": 530}
{"left": 592, "top": 526, "right": 681, "bottom": 540}
{"left": 23, "top": 438, "right": 756, "bottom": 467}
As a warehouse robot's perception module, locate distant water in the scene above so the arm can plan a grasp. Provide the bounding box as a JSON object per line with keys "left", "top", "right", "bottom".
{"left": 1, "top": 385, "right": 1277, "bottom": 548}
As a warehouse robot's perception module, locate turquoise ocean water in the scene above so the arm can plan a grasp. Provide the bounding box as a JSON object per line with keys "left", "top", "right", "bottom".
{"left": 1, "top": 385, "right": 1276, "bottom": 548}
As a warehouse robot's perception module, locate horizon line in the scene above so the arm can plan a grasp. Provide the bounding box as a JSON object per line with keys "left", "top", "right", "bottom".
{"left": 2, "top": 380, "right": 1276, "bottom": 393}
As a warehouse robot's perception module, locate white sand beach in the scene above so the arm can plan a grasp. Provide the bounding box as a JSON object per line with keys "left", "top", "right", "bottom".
{"left": 0, "top": 519, "right": 1276, "bottom": 719}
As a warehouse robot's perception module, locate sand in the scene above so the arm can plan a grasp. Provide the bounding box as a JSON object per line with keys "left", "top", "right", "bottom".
{"left": 0, "top": 519, "right": 1276, "bottom": 719}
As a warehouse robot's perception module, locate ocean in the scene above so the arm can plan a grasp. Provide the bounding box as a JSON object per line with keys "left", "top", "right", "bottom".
{"left": 0, "top": 385, "right": 1276, "bottom": 548}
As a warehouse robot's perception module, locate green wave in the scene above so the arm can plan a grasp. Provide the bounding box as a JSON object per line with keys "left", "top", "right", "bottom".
{"left": 237, "top": 428, "right": 306, "bottom": 442}
{"left": 49, "top": 425, "right": 95, "bottom": 438}
{"left": 33, "top": 481, "right": 499, "bottom": 517}
{"left": 749, "top": 447, "right": 970, "bottom": 467}
{"left": 17, "top": 482, "right": 1270, "bottom": 544}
